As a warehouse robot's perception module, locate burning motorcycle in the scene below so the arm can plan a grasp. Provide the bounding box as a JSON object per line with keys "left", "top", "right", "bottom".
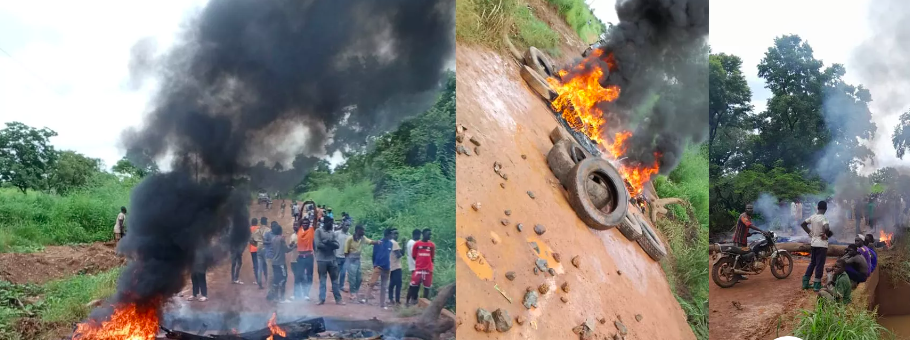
{"left": 710, "top": 230, "right": 793, "bottom": 288}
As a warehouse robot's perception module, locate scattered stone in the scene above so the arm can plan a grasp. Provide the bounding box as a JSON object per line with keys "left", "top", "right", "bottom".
{"left": 501, "top": 173, "right": 509, "bottom": 180}
{"left": 527, "top": 190, "right": 536, "bottom": 199}
{"left": 463, "top": 147, "right": 473, "bottom": 156}
{"left": 472, "top": 202, "right": 481, "bottom": 211}
{"left": 516, "top": 223, "right": 524, "bottom": 232}
{"left": 533, "top": 267, "right": 539, "bottom": 275}
{"left": 465, "top": 237, "right": 477, "bottom": 250}
{"left": 479, "top": 258, "right": 485, "bottom": 265}
{"left": 553, "top": 252, "right": 561, "bottom": 263}
{"left": 521, "top": 154, "right": 527, "bottom": 159}
{"left": 456, "top": 316, "right": 463, "bottom": 326}
{"left": 617, "top": 315, "right": 623, "bottom": 323}
{"left": 491, "top": 237, "right": 499, "bottom": 245}
{"left": 535, "top": 258, "right": 549, "bottom": 272}
{"left": 474, "top": 324, "right": 485, "bottom": 332}
{"left": 500, "top": 219, "right": 510, "bottom": 226}
{"left": 537, "top": 283, "right": 550, "bottom": 295}
{"left": 561, "top": 282, "right": 570, "bottom": 293}
{"left": 492, "top": 309, "right": 513, "bottom": 332}
{"left": 476, "top": 308, "right": 495, "bottom": 333}
{"left": 614, "top": 321, "right": 628, "bottom": 335}
{"left": 467, "top": 249, "right": 480, "bottom": 261}
{"left": 470, "top": 136, "right": 481, "bottom": 146}
{"left": 534, "top": 224, "right": 546, "bottom": 235}
{"left": 635, "top": 314, "right": 643, "bottom": 322}
{"left": 528, "top": 241, "right": 539, "bottom": 253}
{"left": 456, "top": 133, "right": 465, "bottom": 143}
{"left": 613, "top": 334, "right": 622, "bottom": 340}
{"left": 505, "top": 209, "right": 512, "bottom": 216}
{"left": 493, "top": 161, "right": 502, "bottom": 172}
{"left": 456, "top": 145, "right": 467, "bottom": 155}
{"left": 522, "top": 290, "right": 539, "bottom": 309}
{"left": 617, "top": 270, "right": 622, "bottom": 276}
{"left": 500, "top": 183, "right": 506, "bottom": 188}
{"left": 598, "top": 317, "right": 607, "bottom": 324}
{"left": 475, "top": 146, "right": 481, "bottom": 155}
{"left": 572, "top": 321, "right": 595, "bottom": 340}
{"left": 506, "top": 271, "right": 516, "bottom": 281}
{"left": 515, "top": 315, "right": 527, "bottom": 325}
{"left": 456, "top": 123, "right": 467, "bottom": 133}
{"left": 526, "top": 286, "right": 533, "bottom": 292}
{"left": 560, "top": 296, "right": 569, "bottom": 303}
{"left": 571, "top": 256, "right": 581, "bottom": 268}
{"left": 548, "top": 268, "right": 556, "bottom": 276}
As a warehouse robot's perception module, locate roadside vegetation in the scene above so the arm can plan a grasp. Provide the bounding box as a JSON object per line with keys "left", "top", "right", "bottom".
{"left": 455, "top": 0, "right": 559, "bottom": 55}
{"left": 793, "top": 298, "right": 891, "bottom": 340}
{"left": 652, "top": 144, "right": 709, "bottom": 340}
{"left": 543, "top": 0, "right": 606, "bottom": 43}
{"left": 296, "top": 73, "right": 456, "bottom": 299}
{"left": 0, "top": 268, "right": 121, "bottom": 340}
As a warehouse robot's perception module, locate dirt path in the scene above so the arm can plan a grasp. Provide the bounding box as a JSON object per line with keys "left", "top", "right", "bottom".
{"left": 0, "top": 242, "right": 124, "bottom": 285}
{"left": 454, "top": 39, "right": 694, "bottom": 339}
{"left": 708, "top": 256, "right": 836, "bottom": 340}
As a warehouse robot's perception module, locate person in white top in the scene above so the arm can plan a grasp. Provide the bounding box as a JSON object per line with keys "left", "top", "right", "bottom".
{"left": 113, "top": 206, "right": 127, "bottom": 242}
{"left": 800, "top": 201, "right": 831, "bottom": 292}
{"left": 406, "top": 229, "right": 419, "bottom": 273}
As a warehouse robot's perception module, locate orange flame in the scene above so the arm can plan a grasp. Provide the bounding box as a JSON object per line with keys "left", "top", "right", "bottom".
{"left": 546, "top": 51, "right": 660, "bottom": 196}
{"left": 266, "top": 312, "right": 286, "bottom": 340}
{"left": 793, "top": 251, "right": 810, "bottom": 256}
{"left": 71, "top": 301, "right": 159, "bottom": 340}
{"left": 879, "top": 230, "right": 894, "bottom": 248}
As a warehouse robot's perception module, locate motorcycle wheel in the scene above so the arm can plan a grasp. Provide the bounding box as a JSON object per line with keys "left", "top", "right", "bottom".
{"left": 771, "top": 252, "right": 793, "bottom": 279}
{"left": 712, "top": 257, "right": 739, "bottom": 288}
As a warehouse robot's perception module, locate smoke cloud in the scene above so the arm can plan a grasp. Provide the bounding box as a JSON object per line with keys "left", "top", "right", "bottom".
{"left": 101, "top": 0, "right": 454, "bottom": 316}
{"left": 576, "top": 0, "right": 709, "bottom": 174}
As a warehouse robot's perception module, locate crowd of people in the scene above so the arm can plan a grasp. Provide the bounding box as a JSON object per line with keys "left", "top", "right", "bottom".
{"left": 192, "top": 199, "right": 436, "bottom": 310}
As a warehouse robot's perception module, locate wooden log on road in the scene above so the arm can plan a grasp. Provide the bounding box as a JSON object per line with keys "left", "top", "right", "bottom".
{"left": 777, "top": 243, "right": 846, "bottom": 257}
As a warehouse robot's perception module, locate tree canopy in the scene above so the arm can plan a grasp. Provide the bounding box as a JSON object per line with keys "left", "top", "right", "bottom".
{"left": 0, "top": 122, "right": 59, "bottom": 194}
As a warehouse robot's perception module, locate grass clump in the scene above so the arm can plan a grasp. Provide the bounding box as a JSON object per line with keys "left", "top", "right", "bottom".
{"left": 652, "top": 144, "right": 709, "bottom": 340}
{"left": 543, "top": 0, "right": 606, "bottom": 43}
{"left": 456, "top": 0, "right": 559, "bottom": 54}
{"left": 0, "top": 174, "right": 134, "bottom": 252}
{"left": 793, "top": 298, "right": 892, "bottom": 340}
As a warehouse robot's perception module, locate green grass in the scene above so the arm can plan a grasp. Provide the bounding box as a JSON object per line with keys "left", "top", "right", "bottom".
{"left": 793, "top": 298, "right": 892, "bottom": 340}
{"left": 456, "top": 0, "right": 560, "bottom": 55}
{"left": 0, "top": 174, "right": 135, "bottom": 252}
{"left": 0, "top": 268, "right": 121, "bottom": 340}
{"left": 543, "top": 0, "right": 605, "bottom": 43}
{"left": 652, "top": 144, "right": 709, "bottom": 340}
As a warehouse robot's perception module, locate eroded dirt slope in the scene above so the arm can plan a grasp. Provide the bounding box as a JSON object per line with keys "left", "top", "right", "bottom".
{"left": 0, "top": 242, "right": 124, "bottom": 285}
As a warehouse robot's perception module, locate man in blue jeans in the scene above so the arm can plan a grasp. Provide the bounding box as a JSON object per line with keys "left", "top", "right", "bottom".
{"left": 800, "top": 201, "right": 832, "bottom": 291}
{"left": 334, "top": 223, "right": 351, "bottom": 292}
{"left": 314, "top": 216, "right": 345, "bottom": 305}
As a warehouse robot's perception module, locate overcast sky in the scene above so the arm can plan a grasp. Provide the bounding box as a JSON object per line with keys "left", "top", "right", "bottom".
{"left": 710, "top": 0, "right": 908, "bottom": 172}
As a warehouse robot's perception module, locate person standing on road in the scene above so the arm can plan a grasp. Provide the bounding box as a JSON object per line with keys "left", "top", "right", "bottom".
{"left": 280, "top": 200, "right": 287, "bottom": 218}
{"left": 867, "top": 197, "right": 876, "bottom": 230}
{"left": 408, "top": 228, "right": 436, "bottom": 304}
{"left": 292, "top": 200, "right": 300, "bottom": 222}
{"left": 365, "top": 228, "right": 394, "bottom": 309}
{"left": 335, "top": 223, "right": 351, "bottom": 292}
{"left": 188, "top": 248, "right": 210, "bottom": 302}
{"left": 388, "top": 229, "right": 404, "bottom": 305}
{"left": 269, "top": 224, "right": 296, "bottom": 304}
{"left": 250, "top": 217, "right": 271, "bottom": 289}
{"left": 404, "top": 229, "right": 420, "bottom": 303}
{"left": 294, "top": 217, "right": 316, "bottom": 301}
{"left": 854, "top": 199, "right": 864, "bottom": 235}
{"left": 230, "top": 236, "right": 244, "bottom": 285}
{"left": 249, "top": 218, "right": 263, "bottom": 288}
{"left": 344, "top": 224, "right": 378, "bottom": 302}
{"left": 315, "top": 216, "right": 345, "bottom": 305}
{"left": 800, "top": 201, "right": 832, "bottom": 291}
{"left": 113, "top": 206, "right": 127, "bottom": 242}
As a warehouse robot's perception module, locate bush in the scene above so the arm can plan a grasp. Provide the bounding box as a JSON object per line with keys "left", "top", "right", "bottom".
{"left": 456, "top": 0, "right": 560, "bottom": 55}
{"left": 794, "top": 298, "right": 892, "bottom": 340}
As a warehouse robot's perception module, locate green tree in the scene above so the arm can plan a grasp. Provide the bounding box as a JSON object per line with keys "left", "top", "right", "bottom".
{"left": 112, "top": 156, "right": 158, "bottom": 178}
{"left": 708, "top": 53, "right": 753, "bottom": 177}
{"left": 893, "top": 111, "right": 910, "bottom": 159}
{"left": 0, "top": 122, "right": 58, "bottom": 194}
{"left": 49, "top": 150, "right": 102, "bottom": 195}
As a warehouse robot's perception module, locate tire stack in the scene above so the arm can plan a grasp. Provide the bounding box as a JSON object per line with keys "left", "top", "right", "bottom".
{"left": 546, "top": 127, "right": 667, "bottom": 262}
{"left": 518, "top": 46, "right": 559, "bottom": 101}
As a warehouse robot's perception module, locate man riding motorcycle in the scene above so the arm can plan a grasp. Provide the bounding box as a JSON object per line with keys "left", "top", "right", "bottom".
{"left": 731, "top": 204, "right": 769, "bottom": 281}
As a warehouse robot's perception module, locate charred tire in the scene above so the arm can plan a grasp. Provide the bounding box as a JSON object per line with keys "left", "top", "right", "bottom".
{"left": 565, "top": 158, "right": 628, "bottom": 230}
{"left": 524, "top": 46, "right": 557, "bottom": 78}
{"left": 771, "top": 252, "right": 793, "bottom": 279}
{"left": 519, "top": 65, "right": 557, "bottom": 101}
{"left": 636, "top": 217, "right": 667, "bottom": 261}
{"left": 712, "top": 257, "right": 738, "bottom": 288}
{"left": 549, "top": 126, "right": 571, "bottom": 144}
{"left": 546, "top": 139, "right": 591, "bottom": 185}
{"left": 617, "top": 210, "right": 643, "bottom": 241}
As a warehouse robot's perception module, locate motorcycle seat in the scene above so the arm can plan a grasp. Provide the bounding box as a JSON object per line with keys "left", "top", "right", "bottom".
{"left": 717, "top": 243, "right": 750, "bottom": 255}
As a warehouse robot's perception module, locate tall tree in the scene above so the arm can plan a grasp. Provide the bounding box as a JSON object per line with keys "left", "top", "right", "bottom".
{"left": 893, "top": 111, "right": 910, "bottom": 159}
{"left": 708, "top": 53, "right": 753, "bottom": 176}
{"left": 112, "top": 157, "right": 159, "bottom": 178}
{"left": 0, "top": 122, "right": 58, "bottom": 194}
{"left": 49, "top": 150, "right": 102, "bottom": 194}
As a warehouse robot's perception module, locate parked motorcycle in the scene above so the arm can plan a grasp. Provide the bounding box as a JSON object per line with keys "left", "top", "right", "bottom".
{"left": 711, "top": 230, "right": 793, "bottom": 288}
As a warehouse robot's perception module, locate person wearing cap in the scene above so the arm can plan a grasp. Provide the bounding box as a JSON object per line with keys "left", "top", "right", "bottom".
{"left": 800, "top": 201, "right": 832, "bottom": 291}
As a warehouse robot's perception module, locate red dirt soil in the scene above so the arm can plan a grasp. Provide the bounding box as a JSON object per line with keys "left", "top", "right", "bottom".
{"left": 454, "top": 42, "right": 694, "bottom": 340}
{"left": 708, "top": 256, "right": 836, "bottom": 340}
{"left": 0, "top": 242, "right": 124, "bottom": 285}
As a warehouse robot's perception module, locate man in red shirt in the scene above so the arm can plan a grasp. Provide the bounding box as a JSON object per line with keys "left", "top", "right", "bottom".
{"left": 407, "top": 228, "right": 435, "bottom": 306}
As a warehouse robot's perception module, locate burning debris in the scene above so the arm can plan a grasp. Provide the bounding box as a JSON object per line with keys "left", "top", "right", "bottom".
{"left": 73, "top": 0, "right": 454, "bottom": 338}
{"left": 545, "top": 0, "right": 708, "bottom": 194}
{"left": 880, "top": 230, "right": 894, "bottom": 248}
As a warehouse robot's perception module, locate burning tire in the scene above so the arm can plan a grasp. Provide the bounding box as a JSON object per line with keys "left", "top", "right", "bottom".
{"left": 636, "top": 216, "right": 667, "bottom": 261}
{"left": 520, "top": 65, "right": 557, "bottom": 101}
{"left": 565, "top": 158, "right": 628, "bottom": 230}
{"left": 524, "top": 46, "right": 558, "bottom": 78}
{"left": 547, "top": 139, "right": 591, "bottom": 184}
{"left": 617, "top": 210, "right": 643, "bottom": 241}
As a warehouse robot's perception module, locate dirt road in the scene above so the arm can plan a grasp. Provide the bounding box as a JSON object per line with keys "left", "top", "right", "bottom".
{"left": 708, "top": 256, "right": 835, "bottom": 340}
{"left": 454, "top": 39, "right": 694, "bottom": 340}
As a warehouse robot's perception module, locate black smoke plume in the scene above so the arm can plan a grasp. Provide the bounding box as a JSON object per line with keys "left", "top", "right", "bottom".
{"left": 567, "top": 0, "right": 708, "bottom": 174}
{"left": 104, "top": 0, "right": 454, "bottom": 315}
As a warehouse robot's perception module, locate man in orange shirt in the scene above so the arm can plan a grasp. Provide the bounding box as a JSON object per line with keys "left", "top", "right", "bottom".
{"left": 293, "top": 217, "right": 316, "bottom": 301}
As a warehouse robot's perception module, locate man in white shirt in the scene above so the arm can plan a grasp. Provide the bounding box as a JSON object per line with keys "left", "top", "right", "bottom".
{"left": 113, "top": 206, "right": 127, "bottom": 242}
{"left": 388, "top": 229, "right": 403, "bottom": 305}
{"left": 334, "top": 223, "right": 352, "bottom": 292}
{"left": 404, "top": 229, "right": 420, "bottom": 304}
{"left": 800, "top": 201, "right": 831, "bottom": 292}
